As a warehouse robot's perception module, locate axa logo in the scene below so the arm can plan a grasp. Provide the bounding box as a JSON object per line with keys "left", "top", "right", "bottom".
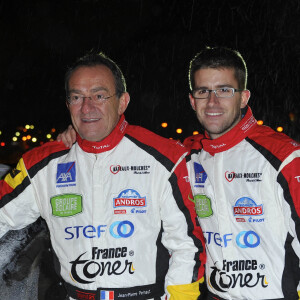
{"left": 194, "top": 162, "right": 207, "bottom": 186}
{"left": 56, "top": 162, "right": 76, "bottom": 184}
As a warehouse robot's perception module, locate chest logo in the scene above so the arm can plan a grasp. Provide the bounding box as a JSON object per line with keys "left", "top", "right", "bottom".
{"left": 56, "top": 162, "right": 76, "bottom": 184}
{"left": 193, "top": 194, "right": 213, "bottom": 218}
{"left": 51, "top": 194, "right": 82, "bottom": 217}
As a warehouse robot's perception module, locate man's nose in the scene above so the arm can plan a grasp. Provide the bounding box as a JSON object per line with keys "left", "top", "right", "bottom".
{"left": 81, "top": 97, "right": 95, "bottom": 112}
{"left": 207, "top": 90, "right": 219, "bottom": 105}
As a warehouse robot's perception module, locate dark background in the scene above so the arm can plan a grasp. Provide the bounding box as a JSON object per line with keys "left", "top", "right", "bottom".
{"left": 1, "top": 0, "right": 300, "bottom": 163}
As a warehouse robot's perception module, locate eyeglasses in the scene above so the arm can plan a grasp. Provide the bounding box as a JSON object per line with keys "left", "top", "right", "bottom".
{"left": 191, "top": 87, "right": 243, "bottom": 99}
{"left": 67, "top": 93, "right": 116, "bottom": 105}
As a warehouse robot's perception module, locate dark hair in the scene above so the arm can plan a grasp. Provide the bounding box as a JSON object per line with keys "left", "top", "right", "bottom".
{"left": 189, "top": 46, "right": 248, "bottom": 90}
{"left": 65, "top": 51, "right": 126, "bottom": 98}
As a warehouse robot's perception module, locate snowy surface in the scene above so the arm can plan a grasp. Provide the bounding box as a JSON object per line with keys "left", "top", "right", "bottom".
{"left": 0, "top": 219, "right": 57, "bottom": 300}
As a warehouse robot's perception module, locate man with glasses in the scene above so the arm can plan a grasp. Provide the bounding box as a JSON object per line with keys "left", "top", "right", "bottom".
{"left": 0, "top": 52, "right": 205, "bottom": 299}
{"left": 186, "top": 46, "right": 300, "bottom": 299}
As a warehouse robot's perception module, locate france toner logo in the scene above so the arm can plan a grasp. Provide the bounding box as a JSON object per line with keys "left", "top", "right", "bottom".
{"left": 56, "top": 162, "right": 76, "bottom": 186}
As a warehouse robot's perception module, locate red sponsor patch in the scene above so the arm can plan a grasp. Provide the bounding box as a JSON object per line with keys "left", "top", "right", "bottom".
{"left": 76, "top": 290, "right": 96, "bottom": 300}
{"left": 114, "top": 198, "right": 146, "bottom": 207}
{"left": 114, "top": 210, "right": 126, "bottom": 214}
{"left": 236, "top": 218, "right": 246, "bottom": 222}
{"left": 234, "top": 206, "right": 262, "bottom": 216}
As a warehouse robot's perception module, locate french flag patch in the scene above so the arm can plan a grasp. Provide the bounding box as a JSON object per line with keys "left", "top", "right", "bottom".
{"left": 100, "top": 290, "right": 114, "bottom": 300}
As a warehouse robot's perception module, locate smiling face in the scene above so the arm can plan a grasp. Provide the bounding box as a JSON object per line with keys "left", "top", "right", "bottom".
{"left": 67, "top": 65, "right": 129, "bottom": 142}
{"left": 189, "top": 67, "right": 250, "bottom": 139}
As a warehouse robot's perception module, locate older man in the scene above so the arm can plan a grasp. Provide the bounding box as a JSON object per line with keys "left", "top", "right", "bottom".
{"left": 0, "top": 52, "right": 205, "bottom": 300}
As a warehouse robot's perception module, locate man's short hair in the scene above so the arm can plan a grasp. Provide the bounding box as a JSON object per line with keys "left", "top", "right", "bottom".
{"left": 65, "top": 52, "right": 126, "bottom": 98}
{"left": 189, "top": 46, "right": 248, "bottom": 91}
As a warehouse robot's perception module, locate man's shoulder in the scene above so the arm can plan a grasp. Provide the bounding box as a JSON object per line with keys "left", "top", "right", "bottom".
{"left": 248, "top": 125, "right": 300, "bottom": 162}
{"left": 22, "top": 141, "right": 70, "bottom": 170}
{"left": 183, "top": 134, "right": 204, "bottom": 151}
{"left": 125, "top": 125, "right": 188, "bottom": 161}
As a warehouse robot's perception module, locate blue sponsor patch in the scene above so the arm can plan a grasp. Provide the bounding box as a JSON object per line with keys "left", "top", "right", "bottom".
{"left": 56, "top": 162, "right": 76, "bottom": 184}
{"left": 194, "top": 162, "right": 207, "bottom": 186}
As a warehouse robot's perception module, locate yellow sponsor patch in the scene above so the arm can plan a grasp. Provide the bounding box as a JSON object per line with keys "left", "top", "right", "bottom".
{"left": 4, "top": 158, "right": 28, "bottom": 189}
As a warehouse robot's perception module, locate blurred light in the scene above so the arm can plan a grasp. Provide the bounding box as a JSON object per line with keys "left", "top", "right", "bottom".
{"left": 161, "top": 122, "right": 168, "bottom": 128}
{"left": 46, "top": 134, "right": 52, "bottom": 139}
{"left": 12, "top": 137, "right": 18, "bottom": 142}
{"left": 0, "top": 131, "right": 2, "bottom": 135}
{"left": 22, "top": 136, "right": 27, "bottom": 141}
{"left": 23, "top": 128, "right": 27, "bottom": 132}
{"left": 193, "top": 131, "right": 199, "bottom": 135}
{"left": 257, "top": 120, "right": 263, "bottom": 125}
{"left": 27, "top": 135, "right": 32, "bottom": 140}
{"left": 51, "top": 128, "right": 56, "bottom": 133}
{"left": 169, "top": 137, "right": 173, "bottom": 140}
{"left": 30, "top": 125, "right": 35, "bottom": 129}
{"left": 50, "top": 139, "right": 54, "bottom": 142}
{"left": 277, "top": 126, "right": 283, "bottom": 132}
{"left": 176, "top": 128, "right": 183, "bottom": 134}
{"left": 15, "top": 131, "right": 20, "bottom": 136}
{"left": 25, "top": 125, "right": 30, "bottom": 129}
{"left": 32, "top": 137, "right": 37, "bottom": 143}
{"left": 289, "top": 112, "right": 295, "bottom": 122}
{"left": 0, "top": 142, "right": 5, "bottom": 147}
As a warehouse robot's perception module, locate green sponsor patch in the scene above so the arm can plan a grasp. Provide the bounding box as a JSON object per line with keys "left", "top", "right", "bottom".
{"left": 50, "top": 194, "right": 82, "bottom": 217}
{"left": 194, "top": 194, "right": 213, "bottom": 218}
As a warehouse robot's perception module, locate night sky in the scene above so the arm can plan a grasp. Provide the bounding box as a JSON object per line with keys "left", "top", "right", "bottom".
{"left": 1, "top": 0, "right": 300, "bottom": 162}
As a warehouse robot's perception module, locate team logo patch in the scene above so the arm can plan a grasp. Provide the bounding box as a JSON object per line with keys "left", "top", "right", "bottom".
{"left": 233, "top": 197, "right": 263, "bottom": 216}
{"left": 194, "top": 162, "right": 207, "bottom": 187}
{"left": 56, "top": 162, "right": 76, "bottom": 184}
{"left": 193, "top": 194, "right": 213, "bottom": 218}
{"left": 50, "top": 194, "right": 82, "bottom": 217}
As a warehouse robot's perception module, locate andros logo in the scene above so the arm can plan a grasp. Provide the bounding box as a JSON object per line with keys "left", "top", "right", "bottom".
{"left": 113, "top": 189, "right": 146, "bottom": 208}
{"left": 233, "top": 197, "right": 263, "bottom": 216}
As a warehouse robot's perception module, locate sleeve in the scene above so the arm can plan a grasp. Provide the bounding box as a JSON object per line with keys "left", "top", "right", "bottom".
{"left": 0, "top": 158, "right": 40, "bottom": 238}
{"left": 278, "top": 152, "right": 300, "bottom": 293}
{"left": 160, "top": 156, "right": 206, "bottom": 299}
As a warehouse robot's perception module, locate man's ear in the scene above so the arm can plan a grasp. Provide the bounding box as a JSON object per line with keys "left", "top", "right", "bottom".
{"left": 240, "top": 89, "right": 251, "bottom": 108}
{"left": 118, "top": 92, "right": 130, "bottom": 115}
{"left": 189, "top": 93, "right": 196, "bottom": 111}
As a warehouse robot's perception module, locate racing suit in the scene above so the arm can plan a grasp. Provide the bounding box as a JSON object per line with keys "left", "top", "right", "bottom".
{"left": 0, "top": 115, "right": 205, "bottom": 300}
{"left": 185, "top": 106, "right": 300, "bottom": 299}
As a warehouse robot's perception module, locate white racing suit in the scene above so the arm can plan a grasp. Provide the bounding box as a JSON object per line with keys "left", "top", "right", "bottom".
{"left": 186, "top": 106, "right": 300, "bottom": 300}
{"left": 0, "top": 115, "right": 205, "bottom": 300}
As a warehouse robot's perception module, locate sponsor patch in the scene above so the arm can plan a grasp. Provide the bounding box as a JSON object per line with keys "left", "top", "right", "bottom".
{"left": 51, "top": 194, "right": 82, "bottom": 217}
{"left": 109, "top": 165, "right": 150, "bottom": 175}
{"left": 113, "top": 189, "right": 147, "bottom": 214}
{"left": 194, "top": 194, "right": 213, "bottom": 218}
{"left": 225, "top": 171, "right": 262, "bottom": 182}
{"left": 56, "top": 161, "right": 76, "bottom": 186}
{"left": 233, "top": 197, "right": 263, "bottom": 216}
{"left": 194, "top": 162, "right": 207, "bottom": 187}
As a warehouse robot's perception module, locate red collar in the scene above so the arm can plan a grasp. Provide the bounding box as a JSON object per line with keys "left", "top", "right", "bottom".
{"left": 76, "top": 115, "right": 128, "bottom": 153}
{"left": 201, "top": 106, "right": 257, "bottom": 154}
